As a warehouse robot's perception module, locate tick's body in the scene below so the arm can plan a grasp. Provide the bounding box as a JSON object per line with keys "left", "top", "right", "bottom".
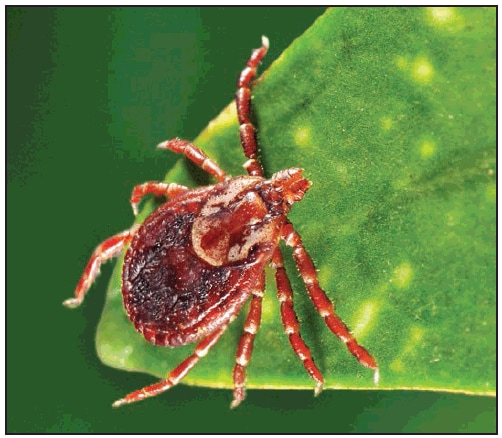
{"left": 123, "top": 172, "right": 305, "bottom": 348}
{"left": 64, "top": 37, "right": 378, "bottom": 408}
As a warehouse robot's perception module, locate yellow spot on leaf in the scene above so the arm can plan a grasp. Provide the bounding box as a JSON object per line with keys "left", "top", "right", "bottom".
{"left": 390, "top": 358, "right": 405, "bottom": 372}
{"left": 293, "top": 126, "right": 312, "bottom": 148}
{"left": 391, "top": 326, "right": 425, "bottom": 372}
{"left": 351, "top": 300, "right": 381, "bottom": 338}
{"left": 428, "top": 7, "right": 455, "bottom": 25}
{"left": 317, "top": 263, "right": 332, "bottom": 287}
{"left": 410, "top": 326, "right": 424, "bottom": 343}
{"left": 411, "top": 57, "right": 434, "bottom": 83}
{"left": 426, "top": 7, "right": 464, "bottom": 32}
{"left": 420, "top": 140, "right": 436, "bottom": 158}
{"left": 392, "top": 262, "right": 413, "bottom": 289}
{"left": 381, "top": 116, "right": 393, "bottom": 131}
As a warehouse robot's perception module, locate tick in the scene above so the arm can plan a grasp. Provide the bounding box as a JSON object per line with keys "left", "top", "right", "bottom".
{"left": 64, "top": 36, "right": 378, "bottom": 408}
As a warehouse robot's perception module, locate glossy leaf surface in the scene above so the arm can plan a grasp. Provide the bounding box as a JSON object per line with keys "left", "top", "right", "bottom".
{"left": 96, "top": 7, "right": 495, "bottom": 395}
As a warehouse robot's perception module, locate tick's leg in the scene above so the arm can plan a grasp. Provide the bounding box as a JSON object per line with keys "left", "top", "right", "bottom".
{"left": 112, "top": 325, "right": 228, "bottom": 407}
{"left": 157, "top": 138, "right": 226, "bottom": 182}
{"left": 231, "top": 273, "right": 265, "bottom": 408}
{"left": 271, "top": 248, "right": 325, "bottom": 395}
{"left": 130, "top": 182, "right": 189, "bottom": 215}
{"left": 281, "top": 223, "right": 379, "bottom": 384}
{"left": 236, "top": 36, "right": 269, "bottom": 178}
{"left": 63, "top": 226, "right": 139, "bottom": 308}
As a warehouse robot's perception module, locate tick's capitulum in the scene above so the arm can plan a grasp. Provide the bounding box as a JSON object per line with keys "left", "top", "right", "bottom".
{"left": 64, "top": 36, "right": 378, "bottom": 408}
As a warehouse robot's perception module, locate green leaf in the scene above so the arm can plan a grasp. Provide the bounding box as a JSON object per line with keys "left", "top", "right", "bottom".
{"left": 96, "top": 7, "right": 495, "bottom": 396}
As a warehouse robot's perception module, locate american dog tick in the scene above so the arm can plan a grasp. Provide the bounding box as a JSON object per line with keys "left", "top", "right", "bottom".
{"left": 64, "top": 36, "right": 378, "bottom": 408}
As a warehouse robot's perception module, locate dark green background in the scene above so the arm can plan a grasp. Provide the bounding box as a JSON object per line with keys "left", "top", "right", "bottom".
{"left": 7, "top": 7, "right": 495, "bottom": 433}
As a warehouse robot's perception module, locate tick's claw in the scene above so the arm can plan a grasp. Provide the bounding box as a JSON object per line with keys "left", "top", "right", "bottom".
{"left": 112, "top": 398, "right": 127, "bottom": 408}
{"left": 314, "top": 381, "right": 324, "bottom": 397}
{"left": 230, "top": 398, "right": 242, "bottom": 409}
{"left": 63, "top": 297, "right": 81, "bottom": 308}
{"left": 373, "top": 367, "right": 380, "bottom": 385}
{"left": 230, "top": 387, "right": 245, "bottom": 409}
{"left": 156, "top": 140, "right": 170, "bottom": 149}
{"left": 261, "top": 35, "right": 269, "bottom": 49}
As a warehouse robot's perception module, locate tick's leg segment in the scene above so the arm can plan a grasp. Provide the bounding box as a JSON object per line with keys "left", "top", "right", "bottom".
{"left": 281, "top": 223, "right": 379, "bottom": 383}
{"left": 113, "top": 325, "right": 228, "bottom": 407}
{"left": 130, "top": 182, "right": 189, "bottom": 216}
{"left": 157, "top": 138, "right": 226, "bottom": 182}
{"left": 231, "top": 273, "right": 265, "bottom": 408}
{"left": 63, "top": 227, "right": 138, "bottom": 308}
{"left": 236, "top": 36, "right": 269, "bottom": 178}
{"left": 271, "top": 248, "right": 325, "bottom": 394}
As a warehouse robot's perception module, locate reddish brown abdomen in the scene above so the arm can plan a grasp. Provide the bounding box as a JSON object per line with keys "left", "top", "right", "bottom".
{"left": 122, "top": 189, "right": 262, "bottom": 347}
